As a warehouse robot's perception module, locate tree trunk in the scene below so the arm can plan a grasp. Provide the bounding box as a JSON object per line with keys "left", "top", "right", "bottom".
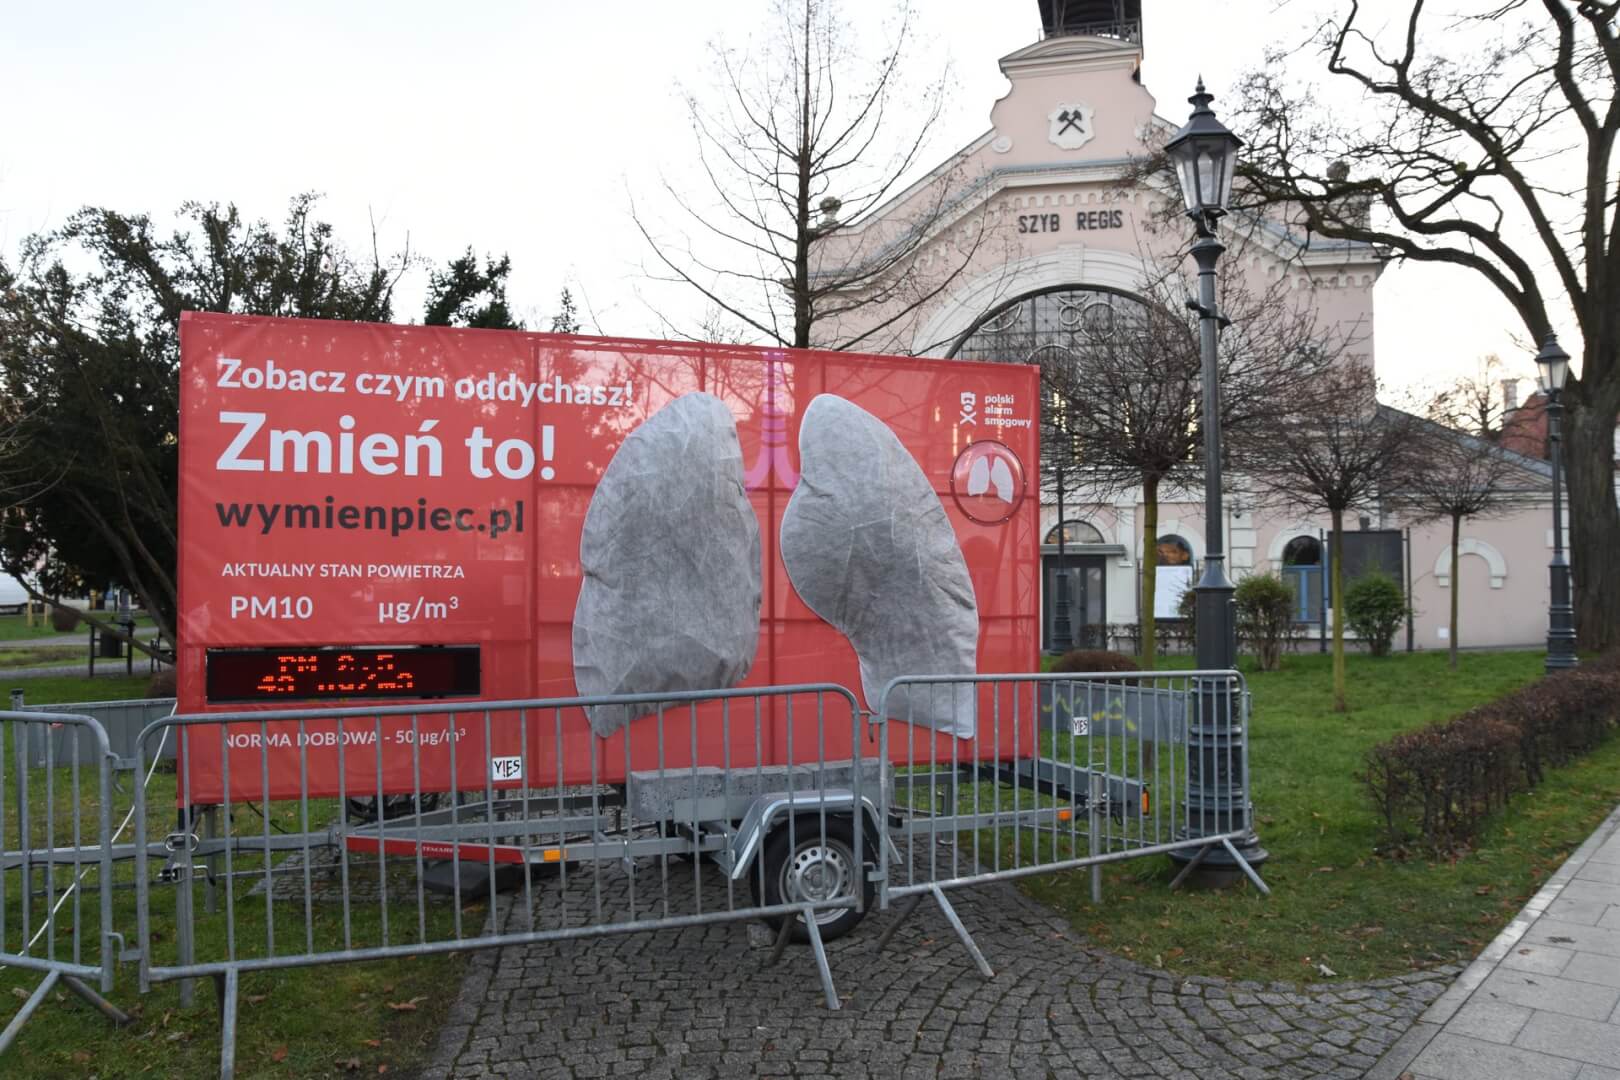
{"left": 1331, "top": 507, "right": 1347, "bottom": 713}
{"left": 1140, "top": 476, "right": 1160, "bottom": 670}
{"left": 1448, "top": 512, "right": 1461, "bottom": 671}
{"left": 791, "top": 3, "right": 813, "bottom": 350}
{"left": 1564, "top": 382, "right": 1620, "bottom": 651}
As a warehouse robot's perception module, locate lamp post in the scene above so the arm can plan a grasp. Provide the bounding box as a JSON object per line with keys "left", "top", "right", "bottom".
{"left": 1536, "top": 332, "right": 1578, "bottom": 673}
{"left": 1164, "top": 80, "right": 1267, "bottom": 875}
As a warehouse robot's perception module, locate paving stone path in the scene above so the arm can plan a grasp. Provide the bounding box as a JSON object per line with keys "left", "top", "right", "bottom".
{"left": 1371, "top": 802, "right": 1620, "bottom": 1080}
{"left": 419, "top": 857, "right": 1457, "bottom": 1079}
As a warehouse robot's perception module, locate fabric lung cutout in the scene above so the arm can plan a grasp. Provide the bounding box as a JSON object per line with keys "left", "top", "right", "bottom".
{"left": 573, "top": 393, "right": 762, "bottom": 737}
{"left": 780, "top": 394, "right": 979, "bottom": 737}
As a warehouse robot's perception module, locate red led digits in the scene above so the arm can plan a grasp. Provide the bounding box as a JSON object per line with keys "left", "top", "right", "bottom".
{"left": 255, "top": 653, "right": 318, "bottom": 695}
{"left": 208, "top": 646, "right": 478, "bottom": 704}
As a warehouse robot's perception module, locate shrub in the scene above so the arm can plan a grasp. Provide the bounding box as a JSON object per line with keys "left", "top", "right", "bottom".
{"left": 1362, "top": 653, "right": 1620, "bottom": 854}
{"left": 1049, "top": 649, "right": 1140, "bottom": 675}
{"left": 1342, "top": 571, "right": 1407, "bottom": 657}
{"left": 1235, "top": 573, "right": 1296, "bottom": 671}
{"left": 49, "top": 604, "right": 80, "bottom": 632}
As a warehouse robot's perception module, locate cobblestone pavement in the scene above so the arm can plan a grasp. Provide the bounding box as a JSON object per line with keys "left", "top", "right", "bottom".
{"left": 419, "top": 856, "right": 1457, "bottom": 1079}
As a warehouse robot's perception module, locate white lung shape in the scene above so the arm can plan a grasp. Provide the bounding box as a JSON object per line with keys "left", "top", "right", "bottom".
{"left": 990, "top": 457, "right": 1015, "bottom": 504}
{"left": 967, "top": 455, "right": 991, "bottom": 497}
{"left": 780, "top": 395, "right": 979, "bottom": 737}
{"left": 572, "top": 393, "right": 762, "bottom": 737}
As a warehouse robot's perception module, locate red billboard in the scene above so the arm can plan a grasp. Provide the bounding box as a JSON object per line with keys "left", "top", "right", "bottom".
{"left": 177, "top": 313, "right": 1039, "bottom": 800}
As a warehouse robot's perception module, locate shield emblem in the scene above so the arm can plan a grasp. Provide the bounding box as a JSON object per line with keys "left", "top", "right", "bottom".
{"left": 1048, "top": 103, "right": 1096, "bottom": 151}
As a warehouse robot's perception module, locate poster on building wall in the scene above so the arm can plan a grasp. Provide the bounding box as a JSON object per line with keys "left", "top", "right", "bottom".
{"left": 1153, "top": 565, "right": 1193, "bottom": 619}
{"left": 177, "top": 313, "right": 1041, "bottom": 800}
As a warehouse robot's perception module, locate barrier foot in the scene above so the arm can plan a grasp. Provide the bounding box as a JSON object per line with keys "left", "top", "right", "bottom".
{"left": 801, "top": 908, "right": 840, "bottom": 1011}
{"left": 60, "top": 975, "right": 132, "bottom": 1027}
{"left": 930, "top": 885, "right": 994, "bottom": 981}
{"left": 1221, "top": 837, "right": 1271, "bottom": 897}
{"left": 0, "top": 970, "right": 59, "bottom": 1054}
{"left": 1167, "top": 844, "right": 1211, "bottom": 891}
{"left": 215, "top": 969, "right": 239, "bottom": 1080}
{"left": 871, "top": 893, "right": 924, "bottom": 955}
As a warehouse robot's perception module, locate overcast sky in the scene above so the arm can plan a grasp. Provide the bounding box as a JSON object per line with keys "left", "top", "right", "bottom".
{"left": 0, "top": 1, "right": 1564, "bottom": 398}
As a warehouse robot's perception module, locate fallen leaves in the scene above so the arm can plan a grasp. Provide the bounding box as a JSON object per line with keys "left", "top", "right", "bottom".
{"left": 385, "top": 997, "right": 427, "bottom": 1012}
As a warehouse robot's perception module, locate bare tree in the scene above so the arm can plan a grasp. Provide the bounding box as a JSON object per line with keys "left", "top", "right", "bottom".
{"left": 633, "top": 0, "right": 994, "bottom": 351}
{"left": 1426, "top": 353, "right": 1517, "bottom": 439}
{"left": 1034, "top": 260, "right": 1343, "bottom": 667}
{"left": 1231, "top": 1, "right": 1620, "bottom": 648}
{"left": 1389, "top": 415, "right": 1521, "bottom": 669}
{"left": 1243, "top": 365, "right": 1419, "bottom": 711}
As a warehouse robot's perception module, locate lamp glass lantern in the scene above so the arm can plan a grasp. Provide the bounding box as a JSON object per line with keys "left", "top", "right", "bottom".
{"left": 1535, "top": 334, "right": 1570, "bottom": 395}
{"left": 1164, "top": 80, "right": 1243, "bottom": 221}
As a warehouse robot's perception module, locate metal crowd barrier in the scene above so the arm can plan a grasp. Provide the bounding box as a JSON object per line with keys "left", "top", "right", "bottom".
{"left": 0, "top": 670, "right": 1267, "bottom": 1079}
{"left": 14, "top": 697, "right": 179, "bottom": 765}
{"left": 129, "top": 684, "right": 867, "bottom": 1078}
{"left": 0, "top": 710, "right": 131, "bottom": 1053}
{"left": 871, "top": 670, "right": 1265, "bottom": 975}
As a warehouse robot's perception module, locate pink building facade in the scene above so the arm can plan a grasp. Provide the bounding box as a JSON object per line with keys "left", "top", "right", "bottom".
{"left": 814, "top": 17, "right": 1562, "bottom": 655}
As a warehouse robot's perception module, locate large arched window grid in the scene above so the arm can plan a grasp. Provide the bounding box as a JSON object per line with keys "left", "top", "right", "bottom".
{"left": 956, "top": 288, "right": 1164, "bottom": 484}
{"left": 948, "top": 286, "right": 1156, "bottom": 364}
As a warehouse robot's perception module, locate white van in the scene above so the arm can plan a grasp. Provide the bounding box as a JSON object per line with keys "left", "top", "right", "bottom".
{"left": 0, "top": 572, "right": 33, "bottom": 614}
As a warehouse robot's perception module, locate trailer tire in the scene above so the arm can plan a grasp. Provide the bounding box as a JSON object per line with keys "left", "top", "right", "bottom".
{"left": 751, "top": 813, "right": 873, "bottom": 944}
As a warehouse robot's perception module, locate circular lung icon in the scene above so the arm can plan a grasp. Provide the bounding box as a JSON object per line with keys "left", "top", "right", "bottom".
{"left": 950, "top": 441, "right": 1025, "bottom": 524}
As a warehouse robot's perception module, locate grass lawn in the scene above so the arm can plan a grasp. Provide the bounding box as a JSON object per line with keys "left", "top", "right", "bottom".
{"left": 0, "top": 729, "right": 469, "bottom": 1079}
{"left": 0, "top": 612, "right": 82, "bottom": 641}
{"left": 1021, "top": 648, "right": 1620, "bottom": 984}
{"left": 0, "top": 612, "right": 157, "bottom": 643}
{"left": 6, "top": 674, "right": 157, "bottom": 705}
{"left": 0, "top": 645, "right": 86, "bottom": 670}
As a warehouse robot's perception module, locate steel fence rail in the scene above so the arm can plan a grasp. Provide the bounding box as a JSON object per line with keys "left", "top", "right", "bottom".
{"left": 871, "top": 669, "right": 1265, "bottom": 975}
{"left": 0, "top": 710, "right": 132, "bottom": 1053}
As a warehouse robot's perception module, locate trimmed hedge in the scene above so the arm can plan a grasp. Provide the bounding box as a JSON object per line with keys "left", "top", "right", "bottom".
{"left": 1363, "top": 650, "right": 1620, "bottom": 854}
{"left": 1049, "top": 649, "right": 1140, "bottom": 674}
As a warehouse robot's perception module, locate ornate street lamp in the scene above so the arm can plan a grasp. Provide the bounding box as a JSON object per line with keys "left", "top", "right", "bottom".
{"left": 1164, "top": 80, "right": 1267, "bottom": 877}
{"left": 1535, "top": 332, "right": 1578, "bottom": 672}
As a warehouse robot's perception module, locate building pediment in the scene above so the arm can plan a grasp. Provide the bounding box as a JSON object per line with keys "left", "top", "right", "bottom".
{"left": 986, "top": 28, "right": 1157, "bottom": 168}
{"left": 998, "top": 33, "right": 1142, "bottom": 80}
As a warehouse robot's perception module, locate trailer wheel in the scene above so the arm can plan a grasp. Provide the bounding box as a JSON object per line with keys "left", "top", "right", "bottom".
{"left": 751, "top": 814, "right": 873, "bottom": 943}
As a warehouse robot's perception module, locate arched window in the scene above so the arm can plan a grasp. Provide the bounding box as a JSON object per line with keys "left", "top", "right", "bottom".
{"left": 1044, "top": 519, "right": 1105, "bottom": 545}
{"left": 1156, "top": 534, "right": 1193, "bottom": 566}
{"left": 948, "top": 286, "right": 1153, "bottom": 363}
{"left": 1282, "top": 536, "right": 1322, "bottom": 566}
